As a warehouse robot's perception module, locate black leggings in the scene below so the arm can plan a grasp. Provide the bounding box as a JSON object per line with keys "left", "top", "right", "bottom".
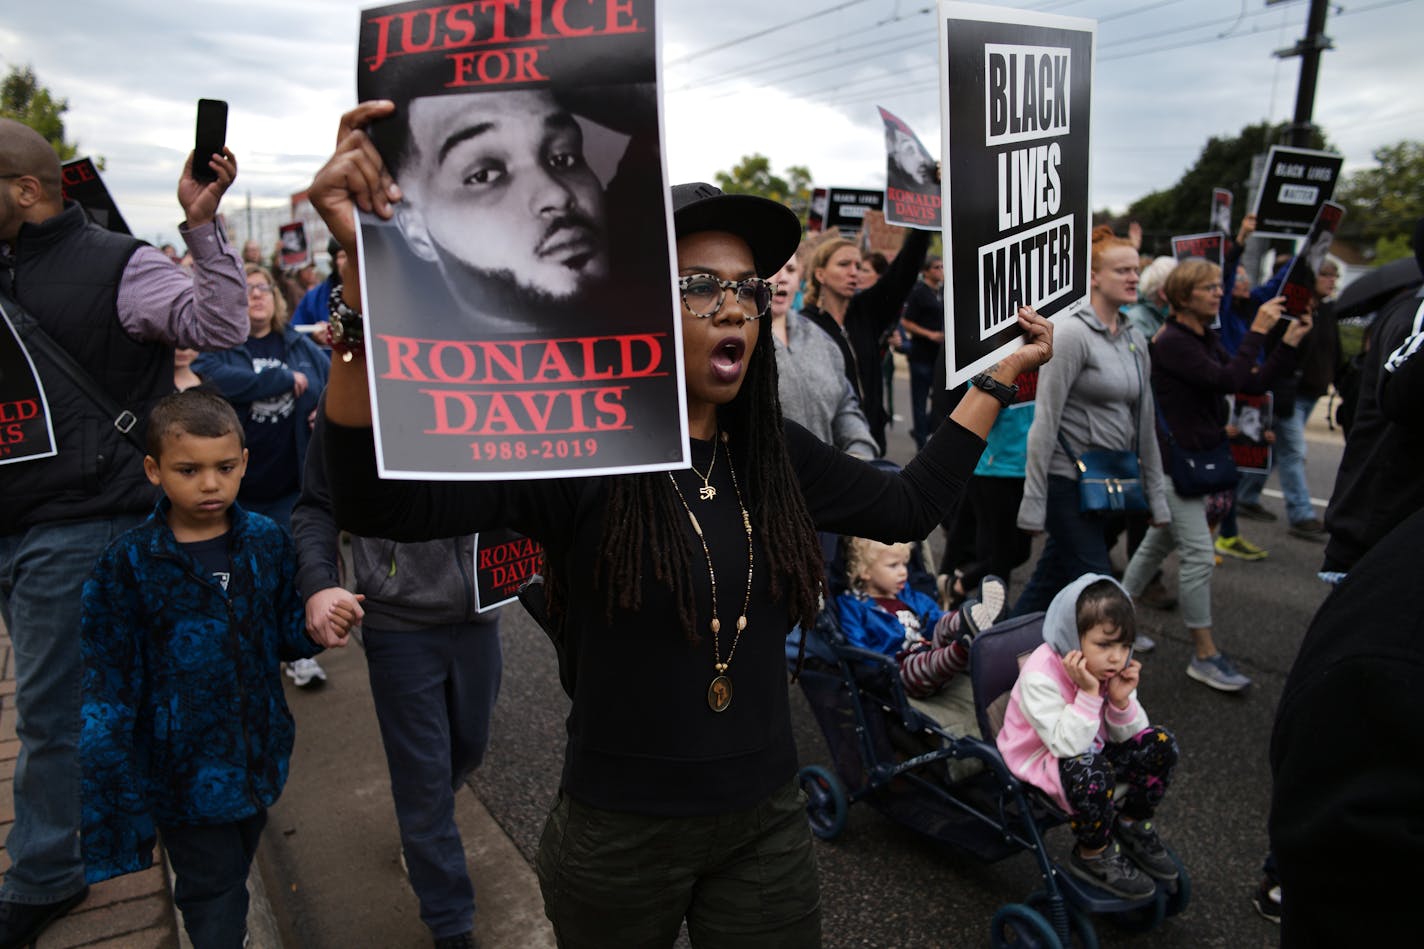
{"left": 1058, "top": 726, "right": 1178, "bottom": 849}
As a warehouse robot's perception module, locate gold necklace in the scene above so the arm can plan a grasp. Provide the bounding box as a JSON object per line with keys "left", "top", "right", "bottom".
{"left": 692, "top": 435, "right": 718, "bottom": 501}
{"left": 666, "top": 431, "right": 752, "bottom": 713}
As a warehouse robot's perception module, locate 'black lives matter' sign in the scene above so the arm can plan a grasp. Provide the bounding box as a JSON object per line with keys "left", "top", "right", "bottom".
{"left": 939, "top": 2, "right": 1094, "bottom": 386}
{"left": 1250, "top": 145, "right": 1343, "bottom": 240}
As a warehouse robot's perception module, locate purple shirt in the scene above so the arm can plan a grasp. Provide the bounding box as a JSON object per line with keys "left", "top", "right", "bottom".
{"left": 114, "top": 219, "right": 248, "bottom": 349}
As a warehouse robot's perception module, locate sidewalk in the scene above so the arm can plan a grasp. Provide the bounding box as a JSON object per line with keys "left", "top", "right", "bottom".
{"left": 1, "top": 616, "right": 550, "bottom": 949}
{"left": 261, "top": 638, "right": 554, "bottom": 949}
{"left": 0, "top": 623, "right": 179, "bottom": 949}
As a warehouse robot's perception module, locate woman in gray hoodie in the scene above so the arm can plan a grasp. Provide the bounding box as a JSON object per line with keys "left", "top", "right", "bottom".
{"left": 1013, "top": 228, "right": 1170, "bottom": 619}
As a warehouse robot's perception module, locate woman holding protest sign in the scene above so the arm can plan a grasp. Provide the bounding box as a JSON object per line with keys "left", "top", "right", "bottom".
{"left": 1119, "top": 258, "right": 1309, "bottom": 693}
{"left": 800, "top": 226, "right": 931, "bottom": 455}
{"left": 1013, "top": 227, "right": 1170, "bottom": 626}
{"left": 306, "top": 101, "right": 1053, "bottom": 948}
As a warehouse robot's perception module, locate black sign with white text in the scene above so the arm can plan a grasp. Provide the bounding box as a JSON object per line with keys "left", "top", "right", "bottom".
{"left": 1250, "top": 146, "right": 1343, "bottom": 240}
{"left": 939, "top": 2, "right": 1095, "bottom": 386}
{"left": 819, "top": 187, "right": 884, "bottom": 235}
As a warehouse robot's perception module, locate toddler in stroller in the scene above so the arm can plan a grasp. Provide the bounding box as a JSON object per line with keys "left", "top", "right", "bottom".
{"left": 997, "top": 574, "right": 1180, "bottom": 900}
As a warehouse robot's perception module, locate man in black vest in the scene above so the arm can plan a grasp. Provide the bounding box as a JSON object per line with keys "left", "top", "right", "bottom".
{"left": 0, "top": 117, "right": 248, "bottom": 948}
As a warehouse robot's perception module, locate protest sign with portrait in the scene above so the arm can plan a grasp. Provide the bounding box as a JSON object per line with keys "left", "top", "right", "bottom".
{"left": 0, "top": 298, "right": 58, "bottom": 466}
{"left": 1210, "top": 187, "right": 1232, "bottom": 235}
{"left": 1279, "top": 201, "right": 1344, "bottom": 318}
{"left": 878, "top": 107, "right": 941, "bottom": 230}
{"left": 60, "top": 158, "right": 132, "bottom": 235}
{"left": 354, "top": 0, "right": 683, "bottom": 480}
{"left": 1227, "top": 392, "right": 1272, "bottom": 475}
{"left": 278, "top": 221, "right": 310, "bottom": 269}
{"left": 938, "top": 1, "right": 1095, "bottom": 386}
{"left": 1250, "top": 145, "right": 1343, "bottom": 240}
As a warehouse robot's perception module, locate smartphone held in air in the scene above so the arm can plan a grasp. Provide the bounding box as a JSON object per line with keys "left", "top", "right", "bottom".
{"left": 192, "top": 99, "right": 228, "bottom": 183}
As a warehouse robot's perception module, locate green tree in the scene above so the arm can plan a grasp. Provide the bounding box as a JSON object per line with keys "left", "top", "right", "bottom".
{"left": 1334, "top": 140, "right": 1424, "bottom": 259}
{"left": 1124, "top": 121, "right": 1330, "bottom": 255}
{"left": 713, "top": 154, "right": 814, "bottom": 222}
{"left": 0, "top": 65, "right": 83, "bottom": 161}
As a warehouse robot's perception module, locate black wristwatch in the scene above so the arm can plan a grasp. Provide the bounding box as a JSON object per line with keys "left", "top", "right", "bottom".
{"left": 971, "top": 372, "right": 1019, "bottom": 407}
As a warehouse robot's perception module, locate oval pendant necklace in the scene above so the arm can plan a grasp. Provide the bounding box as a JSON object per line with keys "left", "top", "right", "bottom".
{"left": 667, "top": 431, "right": 753, "bottom": 713}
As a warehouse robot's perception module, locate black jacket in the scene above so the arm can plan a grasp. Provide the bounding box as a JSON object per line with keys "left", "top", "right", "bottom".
{"left": 1322, "top": 287, "right": 1424, "bottom": 573}
{"left": 1270, "top": 507, "right": 1424, "bottom": 947}
{"left": 804, "top": 228, "right": 931, "bottom": 453}
{"left": 0, "top": 203, "right": 161, "bottom": 533}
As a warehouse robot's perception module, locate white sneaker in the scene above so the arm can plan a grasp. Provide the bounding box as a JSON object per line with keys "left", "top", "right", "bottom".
{"left": 286, "top": 658, "right": 328, "bottom": 687}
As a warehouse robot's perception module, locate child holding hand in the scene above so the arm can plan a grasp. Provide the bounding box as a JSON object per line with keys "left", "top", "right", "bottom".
{"left": 996, "top": 574, "right": 1179, "bottom": 900}
{"left": 79, "top": 390, "right": 355, "bottom": 949}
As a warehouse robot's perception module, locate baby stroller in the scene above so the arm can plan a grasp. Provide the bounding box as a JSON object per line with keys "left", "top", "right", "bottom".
{"left": 792, "top": 602, "right": 1190, "bottom": 947}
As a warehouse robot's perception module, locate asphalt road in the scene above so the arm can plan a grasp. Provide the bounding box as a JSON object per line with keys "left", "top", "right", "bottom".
{"left": 470, "top": 372, "right": 1344, "bottom": 949}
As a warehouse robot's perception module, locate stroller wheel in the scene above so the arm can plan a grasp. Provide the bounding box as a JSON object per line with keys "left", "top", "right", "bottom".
{"left": 990, "top": 903, "right": 1062, "bottom": 949}
{"left": 1025, "top": 892, "right": 1099, "bottom": 949}
{"left": 797, "top": 765, "right": 848, "bottom": 840}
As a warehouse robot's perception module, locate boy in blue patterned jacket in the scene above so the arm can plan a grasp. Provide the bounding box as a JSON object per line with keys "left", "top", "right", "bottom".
{"left": 79, "top": 389, "right": 342, "bottom": 949}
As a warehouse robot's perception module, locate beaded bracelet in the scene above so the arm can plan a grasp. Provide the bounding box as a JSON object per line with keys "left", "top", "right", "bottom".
{"left": 327, "top": 280, "right": 365, "bottom": 361}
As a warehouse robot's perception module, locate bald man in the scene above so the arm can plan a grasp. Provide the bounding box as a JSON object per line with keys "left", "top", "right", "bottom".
{"left": 0, "top": 117, "right": 247, "bottom": 948}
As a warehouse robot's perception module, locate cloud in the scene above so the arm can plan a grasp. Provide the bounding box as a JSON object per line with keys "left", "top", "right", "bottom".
{"left": 2, "top": 0, "right": 1418, "bottom": 243}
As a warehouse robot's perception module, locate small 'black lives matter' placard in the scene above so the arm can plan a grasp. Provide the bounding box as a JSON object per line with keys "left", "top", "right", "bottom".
{"left": 939, "top": 2, "right": 1094, "bottom": 386}
{"left": 473, "top": 528, "right": 544, "bottom": 612}
{"left": 355, "top": 0, "right": 684, "bottom": 480}
{"left": 1171, "top": 232, "right": 1225, "bottom": 269}
{"left": 60, "top": 158, "right": 132, "bottom": 235}
{"left": 0, "top": 298, "right": 58, "bottom": 466}
{"left": 878, "top": 107, "right": 941, "bottom": 230}
{"left": 1250, "top": 145, "right": 1343, "bottom": 240}
{"left": 1279, "top": 201, "right": 1345, "bottom": 318}
{"left": 814, "top": 187, "right": 884, "bottom": 235}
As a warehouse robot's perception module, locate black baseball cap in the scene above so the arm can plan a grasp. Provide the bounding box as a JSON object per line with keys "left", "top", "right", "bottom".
{"left": 670, "top": 182, "right": 801, "bottom": 278}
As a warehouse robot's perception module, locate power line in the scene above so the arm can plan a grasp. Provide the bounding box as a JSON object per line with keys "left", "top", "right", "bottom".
{"left": 664, "top": 0, "right": 872, "bottom": 67}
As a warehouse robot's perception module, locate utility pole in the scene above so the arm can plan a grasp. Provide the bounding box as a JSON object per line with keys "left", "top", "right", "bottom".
{"left": 1273, "top": 0, "right": 1333, "bottom": 148}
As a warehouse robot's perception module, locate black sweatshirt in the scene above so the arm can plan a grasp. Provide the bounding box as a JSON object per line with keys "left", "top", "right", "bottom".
{"left": 324, "top": 416, "right": 983, "bottom": 816}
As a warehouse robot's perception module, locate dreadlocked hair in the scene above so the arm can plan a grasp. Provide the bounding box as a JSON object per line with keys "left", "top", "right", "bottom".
{"left": 543, "top": 311, "right": 826, "bottom": 658}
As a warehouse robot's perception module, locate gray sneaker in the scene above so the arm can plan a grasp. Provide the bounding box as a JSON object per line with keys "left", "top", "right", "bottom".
{"left": 1187, "top": 653, "right": 1252, "bottom": 692}
{"left": 1066, "top": 840, "right": 1156, "bottom": 899}
{"left": 1114, "top": 817, "right": 1178, "bottom": 881}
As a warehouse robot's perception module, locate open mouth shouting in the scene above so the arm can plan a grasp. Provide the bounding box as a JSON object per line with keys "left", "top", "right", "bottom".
{"left": 710, "top": 335, "right": 748, "bottom": 384}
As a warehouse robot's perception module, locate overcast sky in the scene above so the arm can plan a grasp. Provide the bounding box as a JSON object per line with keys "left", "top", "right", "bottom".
{"left": 2, "top": 0, "right": 1419, "bottom": 245}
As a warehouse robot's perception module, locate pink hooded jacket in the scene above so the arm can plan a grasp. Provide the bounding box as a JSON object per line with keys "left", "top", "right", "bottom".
{"left": 995, "top": 574, "right": 1149, "bottom": 811}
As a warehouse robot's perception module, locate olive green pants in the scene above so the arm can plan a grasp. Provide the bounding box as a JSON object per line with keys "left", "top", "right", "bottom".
{"left": 535, "top": 778, "right": 822, "bottom": 948}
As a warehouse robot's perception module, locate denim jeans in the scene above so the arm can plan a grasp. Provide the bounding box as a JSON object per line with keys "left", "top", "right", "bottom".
{"left": 364, "top": 621, "right": 503, "bottom": 940}
{"left": 161, "top": 809, "right": 266, "bottom": 949}
{"left": 909, "top": 358, "right": 936, "bottom": 449}
{"left": 1235, "top": 398, "right": 1315, "bottom": 525}
{"left": 1013, "top": 476, "right": 1122, "bottom": 616}
{"left": 0, "top": 514, "right": 142, "bottom": 903}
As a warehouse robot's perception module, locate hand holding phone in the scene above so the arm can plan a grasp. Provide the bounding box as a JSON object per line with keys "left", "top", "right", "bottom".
{"left": 192, "top": 99, "right": 228, "bottom": 184}
{"left": 179, "top": 99, "right": 236, "bottom": 227}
